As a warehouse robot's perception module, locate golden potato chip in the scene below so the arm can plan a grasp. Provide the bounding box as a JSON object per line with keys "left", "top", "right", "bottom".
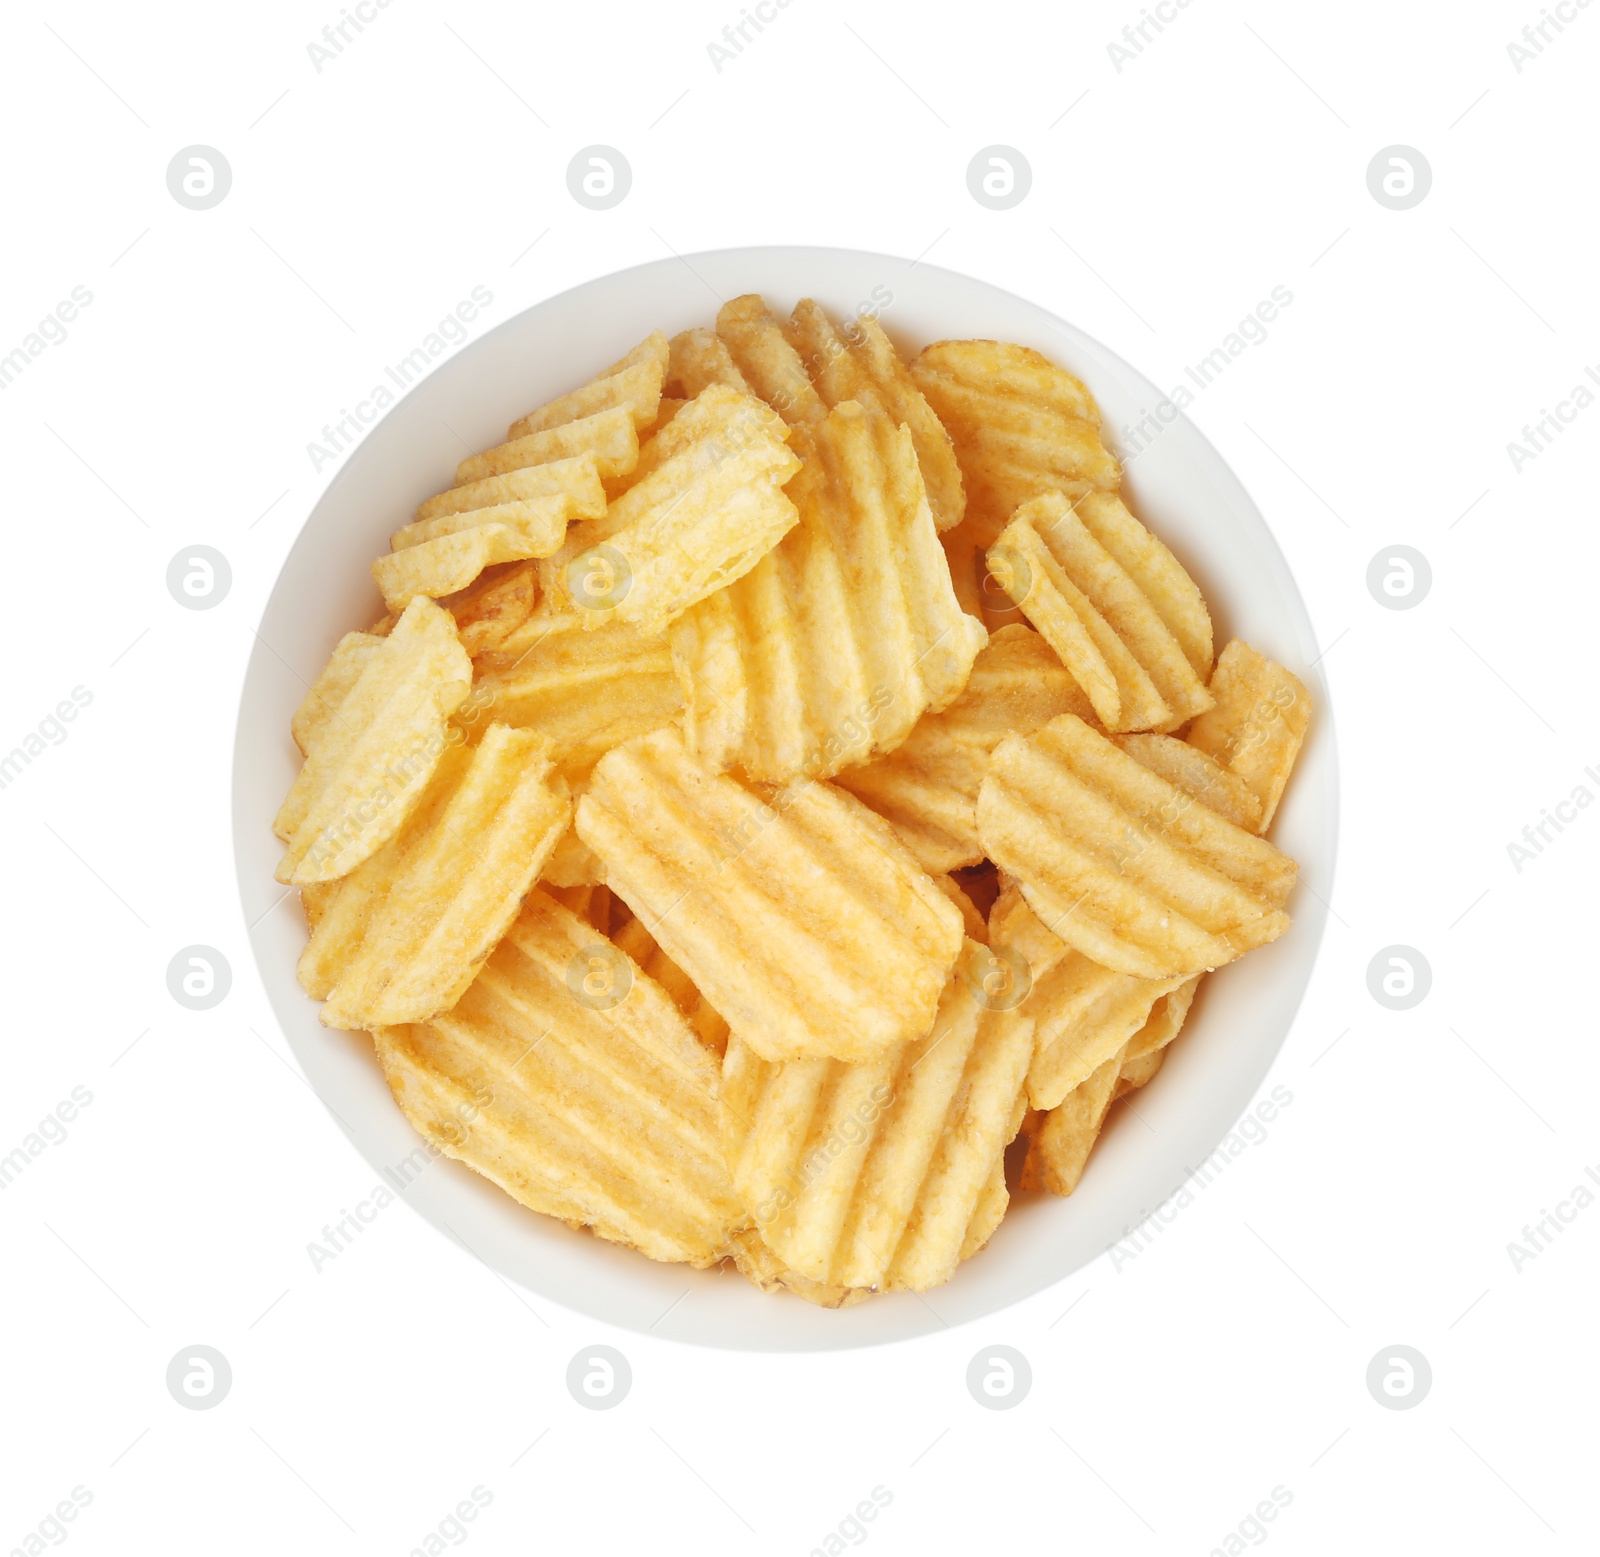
{"left": 1121, "top": 974, "right": 1198, "bottom": 1070}
{"left": 724, "top": 1227, "right": 871, "bottom": 1307}
{"left": 719, "top": 946, "right": 1032, "bottom": 1290}
{"left": 416, "top": 452, "right": 608, "bottom": 530}
{"left": 715, "top": 293, "right": 827, "bottom": 425}
{"left": 456, "top": 404, "right": 639, "bottom": 487}
{"left": 1185, "top": 639, "right": 1311, "bottom": 833}
{"left": 1018, "top": 1055, "right": 1119, "bottom": 1196}
{"left": 275, "top": 597, "right": 472, "bottom": 885}
{"left": 373, "top": 499, "right": 575, "bottom": 613}
{"left": 300, "top": 880, "right": 338, "bottom": 934}
{"left": 611, "top": 915, "right": 730, "bottom": 1058}
{"left": 960, "top": 1154, "right": 1010, "bottom": 1260}
{"left": 940, "top": 514, "right": 1026, "bottom": 632}
{"left": 290, "top": 631, "right": 384, "bottom": 756}
{"left": 671, "top": 401, "right": 986, "bottom": 782}
{"left": 935, "top": 873, "right": 988, "bottom": 944}
{"left": 988, "top": 493, "right": 1212, "bottom": 733}
{"left": 506, "top": 331, "right": 668, "bottom": 439}
{"left": 540, "top": 823, "right": 606, "bottom": 888}
{"left": 1115, "top": 734, "right": 1262, "bottom": 833}
{"left": 785, "top": 301, "right": 965, "bottom": 532}
{"left": 639, "top": 395, "right": 685, "bottom": 444}
{"left": 978, "top": 713, "right": 1296, "bottom": 978}
{"left": 540, "top": 385, "right": 802, "bottom": 633}
{"left": 373, "top": 890, "right": 743, "bottom": 1266}
{"left": 1075, "top": 491, "right": 1212, "bottom": 681}
{"left": 577, "top": 727, "right": 964, "bottom": 1064}
{"left": 470, "top": 611, "right": 682, "bottom": 781}
{"left": 988, "top": 884, "right": 1179, "bottom": 1110}
{"left": 910, "top": 339, "right": 1119, "bottom": 541}
{"left": 544, "top": 880, "right": 615, "bottom": 935}
{"left": 437, "top": 562, "right": 542, "bottom": 658}
{"left": 666, "top": 327, "right": 754, "bottom": 400}
{"left": 837, "top": 625, "right": 1092, "bottom": 873}
{"left": 303, "top": 726, "right": 571, "bottom": 1029}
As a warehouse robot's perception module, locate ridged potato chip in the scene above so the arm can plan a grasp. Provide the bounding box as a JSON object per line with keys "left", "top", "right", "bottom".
{"left": 666, "top": 327, "right": 754, "bottom": 400}
{"left": 988, "top": 494, "right": 1212, "bottom": 732}
{"left": 837, "top": 625, "right": 1092, "bottom": 873}
{"left": 715, "top": 294, "right": 827, "bottom": 425}
{"left": 724, "top": 1227, "right": 870, "bottom": 1308}
{"left": 910, "top": 339, "right": 1120, "bottom": 541}
{"left": 785, "top": 301, "right": 966, "bottom": 532}
{"left": 275, "top": 597, "right": 472, "bottom": 885}
{"left": 470, "top": 611, "right": 682, "bottom": 781}
{"left": 290, "top": 631, "right": 384, "bottom": 756}
{"left": 1115, "top": 734, "right": 1262, "bottom": 833}
{"left": 1018, "top": 1056, "right": 1119, "bottom": 1196}
{"left": 612, "top": 915, "right": 730, "bottom": 1057}
{"left": 373, "top": 890, "right": 743, "bottom": 1266}
{"left": 577, "top": 727, "right": 964, "bottom": 1064}
{"left": 435, "top": 562, "right": 542, "bottom": 658}
{"left": 302, "top": 726, "right": 570, "bottom": 1029}
{"left": 988, "top": 884, "right": 1180, "bottom": 1110}
{"left": 720, "top": 945, "right": 1032, "bottom": 1290}
{"left": 506, "top": 331, "right": 668, "bottom": 439}
{"left": 540, "top": 384, "right": 801, "bottom": 633}
{"left": 978, "top": 713, "right": 1296, "bottom": 978}
{"left": 1185, "top": 639, "right": 1311, "bottom": 833}
{"left": 671, "top": 401, "right": 985, "bottom": 782}
{"left": 457, "top": 404, "right": 640, "bottom": 487}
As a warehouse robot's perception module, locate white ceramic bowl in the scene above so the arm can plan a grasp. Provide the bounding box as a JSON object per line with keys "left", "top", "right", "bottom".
{"left": 233, "top": 247, "right": 1337, "bottom": 1350}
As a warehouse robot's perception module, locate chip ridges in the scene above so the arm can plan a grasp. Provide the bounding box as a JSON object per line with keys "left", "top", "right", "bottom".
{"left": 307, "top": 725, "right": 572, "bottom": 1029}
{"left": 373, "top": 890, "right": 744, "bottom": 1266}
{"left": 576, "top": 727, "right": 964, "bottom": 1064}
{"left": 837, "top": 625, "right": 1092, "bottom": 873}
{"left": 506, "top": 331, "right": 668, "bottom": 440}
{"left": 909, "top": 339, "right": 1120, "bottom": 542}
{"left": 671, "top": 400, "right": 986, "bottom": 782}
{"left": 988, "top": 493, "right": 1213, "bottom": 732}
{"left": 470, "top": 611, "right": 682, "bottom": 781}
{"left": 719, "top": 945, "right": 1032, "bottom": 1290}
{"left": 275, "top": 597, "right": 472, "bottom": 885}
{"left": 978, "top": 712, "right": 1296, "bottom": 978}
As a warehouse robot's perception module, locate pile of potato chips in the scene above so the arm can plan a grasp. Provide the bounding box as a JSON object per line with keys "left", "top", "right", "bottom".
{"left": 275, "top": 294, "right": 1311, "bottom": 1304}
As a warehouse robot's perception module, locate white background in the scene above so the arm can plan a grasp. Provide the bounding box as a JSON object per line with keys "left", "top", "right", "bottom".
{"left": 2, "top": 0, "right": 1596, "bottom": 1551}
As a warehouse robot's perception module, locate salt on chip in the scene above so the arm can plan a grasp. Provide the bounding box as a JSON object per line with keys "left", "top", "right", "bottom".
{"left": 670, "top": 401, "right": 985, "bottom": 782}
{"left": 837, "top": 625, "right": 1092, "bottom": 873}
{"left": 1115, "top": 734, "right": 1262, "bottom": 833}
{"left": 506, "top": 331, "right": 668, "bottom": 439}
{"left": 302, "top": 726, "right": 571, "bottom": 1029}
{"left": 372, "top": 890, "right": 743, "bottom": 1266}
{"left": 785, "top": 300, "right": 965, "bottom": 532}
{"left": 275, "top": 596, "right": 471, "bottom": 885}
{"left": 978, "top": 713, "right": 1296, "bottom": 979}
{"left": 1184, "top": 639, "right": 1311, "bottom": 833}
{"left": 719, "top": 944, "right": 1032, "bottom": 1290}
{"left": 576, "top": 727, "right": 963, "bottom": 1064}
{"left": 988, "top": 493, "right": 1212, "bottom": 732}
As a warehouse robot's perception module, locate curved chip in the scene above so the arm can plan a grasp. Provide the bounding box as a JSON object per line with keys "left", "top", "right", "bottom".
{"left": 977, "top": 713, "right": 1296, "bottom": 979}
{"left": 719, "top": 945, "right": 1032, "bottom": 1291}
{"left": 837, "top": 625, "right": 1092, "bottom": 873}
{"left": 506, "top": 331, "right": 668, "bottom": 440}
{"left": 304, "top": 726, "right": 571, "bottom": 1029}
{"left": 373, "top": 890, "right": 744, "bottom": 1266}
{"left": 671, "top": 401, "right": 985, "bottom": 782}
{"left": 577, "top": 727, "right": 963, "bottom": 1064}
{"left": 275, "top": 597, "right": 472, "bottom": 885}
{"left": 715, "top": 293, "right": 826, "bottom": 425}
{"left": 988, "top": 493, "right": 1212, "bottom": 732}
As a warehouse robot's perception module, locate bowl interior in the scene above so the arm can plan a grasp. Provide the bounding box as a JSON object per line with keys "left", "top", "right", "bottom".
{"left": 234, "top": 246, "right": 1336, "bottom": 1350}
